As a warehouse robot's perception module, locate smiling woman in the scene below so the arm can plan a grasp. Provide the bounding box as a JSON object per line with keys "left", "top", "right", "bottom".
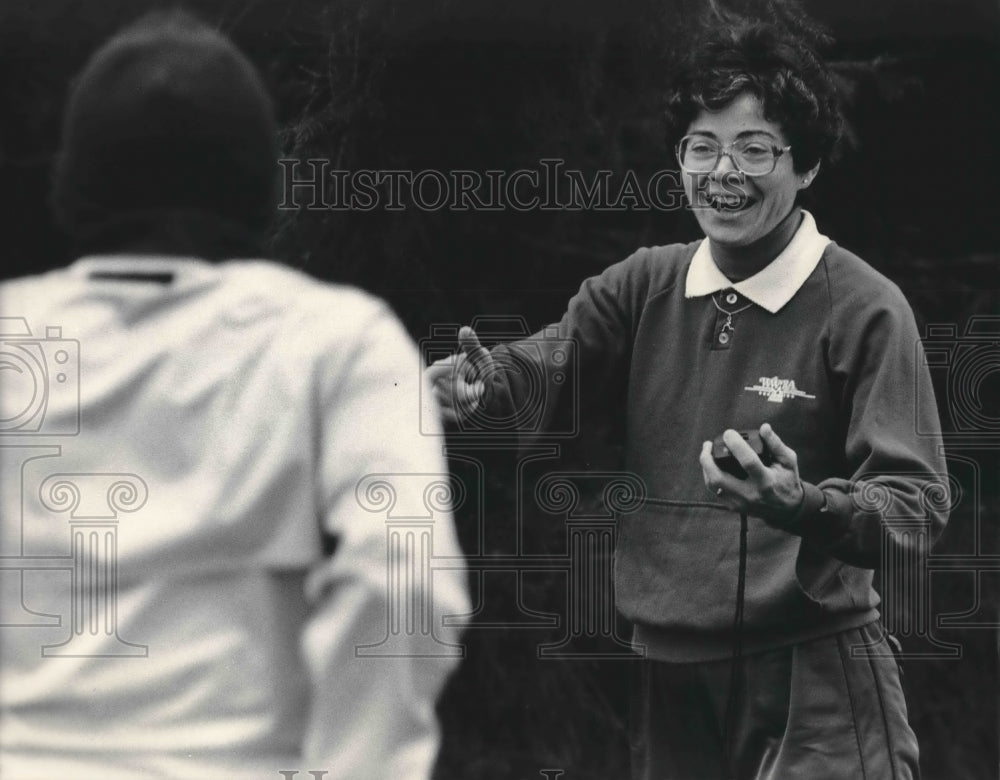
{"left": 426, "top": 12, "right": 949, "bottom": 780}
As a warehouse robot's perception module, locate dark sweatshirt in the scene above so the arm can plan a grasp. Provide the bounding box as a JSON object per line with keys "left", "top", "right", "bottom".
{"left": 485, "top": 213, "right": 949, "bottom": 661}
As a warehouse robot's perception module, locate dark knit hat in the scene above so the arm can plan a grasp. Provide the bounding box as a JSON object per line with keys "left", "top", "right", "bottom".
{"left": 51, "top": 10, "right": 278, "bottom": 255}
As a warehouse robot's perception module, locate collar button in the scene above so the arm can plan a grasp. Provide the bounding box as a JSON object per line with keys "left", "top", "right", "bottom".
{"left": 725, "top": 292, "right": 738, "bottom": 305}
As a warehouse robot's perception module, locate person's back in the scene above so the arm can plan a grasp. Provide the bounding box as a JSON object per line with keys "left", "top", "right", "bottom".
{"left": 0, "top": 12, "right": 468, "bottom": 779}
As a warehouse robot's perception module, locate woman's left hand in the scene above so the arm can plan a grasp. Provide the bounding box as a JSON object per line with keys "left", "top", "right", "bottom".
{"left": 699, "top": 423, "right": 804, "bottom": 527}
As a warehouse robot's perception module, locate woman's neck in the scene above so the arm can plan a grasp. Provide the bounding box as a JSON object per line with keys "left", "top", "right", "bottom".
{"left": 711, "top": 207, "right": 803, "bottom": 282}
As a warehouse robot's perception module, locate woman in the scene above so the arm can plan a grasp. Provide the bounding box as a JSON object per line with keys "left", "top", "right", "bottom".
{"left": 429, "top": 18, "right": 946, "bottom": 780}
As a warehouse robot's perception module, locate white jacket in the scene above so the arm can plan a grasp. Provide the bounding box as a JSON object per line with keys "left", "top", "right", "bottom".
{"left": 0, "top": 256, "right": 470, "bottom": 780}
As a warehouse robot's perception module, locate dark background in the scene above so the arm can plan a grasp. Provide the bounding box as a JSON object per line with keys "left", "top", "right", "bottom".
{"left": 1, "top": 1, "right": 997, "bottom": 778}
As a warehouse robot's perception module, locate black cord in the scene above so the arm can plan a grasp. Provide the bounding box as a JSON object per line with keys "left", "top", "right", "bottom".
{"left": 722, "top": 511, "right": 749, "bottom": 777}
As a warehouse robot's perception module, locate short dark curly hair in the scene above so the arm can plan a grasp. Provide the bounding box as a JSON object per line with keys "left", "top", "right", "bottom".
{"left": 663, "top": 19, "right": 844, "bottom": 174}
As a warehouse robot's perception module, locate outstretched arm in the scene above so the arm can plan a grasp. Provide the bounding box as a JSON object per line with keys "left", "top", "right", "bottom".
{"left": 423, "top": 251, "right": 646, "bottom": 437}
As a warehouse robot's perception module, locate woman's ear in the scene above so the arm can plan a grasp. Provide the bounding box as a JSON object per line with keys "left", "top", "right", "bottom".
{"left": 798, "top": 161, "right": 821, "bottom": 190}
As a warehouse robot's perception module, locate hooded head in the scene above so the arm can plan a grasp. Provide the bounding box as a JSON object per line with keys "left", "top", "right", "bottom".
{"left": 52, "top": 10, "right": 278, "bottom": 259}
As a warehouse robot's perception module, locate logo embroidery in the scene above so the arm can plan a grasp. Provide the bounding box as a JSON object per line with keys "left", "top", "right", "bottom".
{"left": 744, "top": 376, "right": 816, "bottom": 403}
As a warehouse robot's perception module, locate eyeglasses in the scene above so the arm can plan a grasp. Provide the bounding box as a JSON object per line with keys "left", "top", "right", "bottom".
{"left": 676, "top": 134, "right": 791, "bottom": 177}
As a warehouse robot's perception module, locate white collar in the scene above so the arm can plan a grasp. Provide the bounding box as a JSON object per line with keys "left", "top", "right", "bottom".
{"left": 684, "top": 210, "right": 830, "bottom": 313}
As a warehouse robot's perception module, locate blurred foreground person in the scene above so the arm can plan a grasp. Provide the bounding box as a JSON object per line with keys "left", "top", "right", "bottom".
{"left": 428, "top": 15, "right": 947, "bottom": 780}
{"left": 0, "top": 11, "right": 468, "bottom": 779}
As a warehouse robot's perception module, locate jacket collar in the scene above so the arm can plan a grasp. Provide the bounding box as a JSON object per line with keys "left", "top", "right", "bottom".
{"left": 684, "top": 210, "right": 831, "bottom": 313}
{"left": 68, "top": 254, "right": 221, "bottom": 289}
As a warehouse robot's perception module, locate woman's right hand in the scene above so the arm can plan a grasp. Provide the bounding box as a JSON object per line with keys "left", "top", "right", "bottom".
{"left": 425, "top": 326, "right": 494, "bottom": 426}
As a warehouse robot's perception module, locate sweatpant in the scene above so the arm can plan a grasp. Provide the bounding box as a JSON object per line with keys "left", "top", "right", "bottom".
{"left": 629, "top": 621, "right": 919, "bottom": 780}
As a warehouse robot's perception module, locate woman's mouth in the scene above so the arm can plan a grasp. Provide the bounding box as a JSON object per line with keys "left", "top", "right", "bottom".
{"left": 706, "top": 193, "right": 756, "bottom": 212}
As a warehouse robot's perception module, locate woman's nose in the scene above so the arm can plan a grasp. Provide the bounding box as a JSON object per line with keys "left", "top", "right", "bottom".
{"left": 710, "top": 149, "right": 740, "bottom": 177}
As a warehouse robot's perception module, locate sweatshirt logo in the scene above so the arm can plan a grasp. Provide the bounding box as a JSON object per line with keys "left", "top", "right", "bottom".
{"left": 744, "top": 376, "right": 816, "bottom": 403}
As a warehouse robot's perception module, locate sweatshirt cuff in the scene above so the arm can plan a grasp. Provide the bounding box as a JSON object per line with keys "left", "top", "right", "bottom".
{"left": 782, "top": 482, "right": 852, "bottom": 549}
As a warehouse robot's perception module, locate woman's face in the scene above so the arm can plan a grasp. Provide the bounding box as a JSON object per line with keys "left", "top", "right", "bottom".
{"left": 682, "top": 92, "right": 817, "bottom": 248}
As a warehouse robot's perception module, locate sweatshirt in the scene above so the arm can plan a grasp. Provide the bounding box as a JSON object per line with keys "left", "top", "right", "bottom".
{"left": 484, "top": 212, "right": 948, "bottom": 662}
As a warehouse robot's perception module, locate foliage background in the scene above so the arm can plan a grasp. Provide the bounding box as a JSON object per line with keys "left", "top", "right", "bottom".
{"left": 1, "top": 1, "right": 997, "bottom": 778}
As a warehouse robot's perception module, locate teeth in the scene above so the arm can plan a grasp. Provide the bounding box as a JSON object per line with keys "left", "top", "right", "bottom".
{"left": 707, "top": 194, "right": 750, "bottom": 211}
